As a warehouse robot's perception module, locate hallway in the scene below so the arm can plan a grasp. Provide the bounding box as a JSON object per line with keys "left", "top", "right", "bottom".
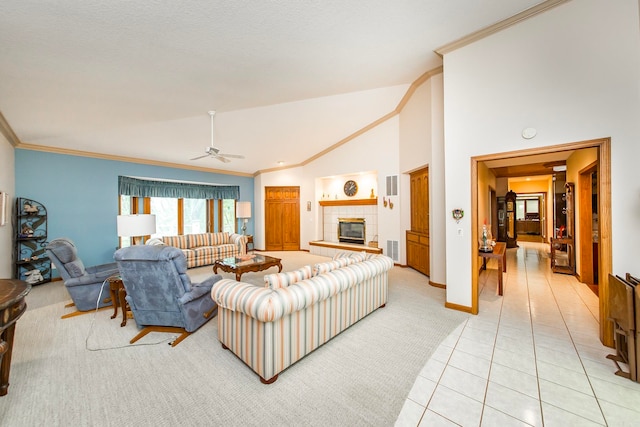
{"left": 396, "top": 242, "right": 640, "bottom": 426}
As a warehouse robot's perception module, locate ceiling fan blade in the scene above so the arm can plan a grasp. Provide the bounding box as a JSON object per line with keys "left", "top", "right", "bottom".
{"left": 214, "top": 155, "right": 231, "bottom": 163}
{"left": 190, "top": 154, "right": 210, "bottom": 160}
{"left": 217, "top": 153, "right": 245, "bottom": 159}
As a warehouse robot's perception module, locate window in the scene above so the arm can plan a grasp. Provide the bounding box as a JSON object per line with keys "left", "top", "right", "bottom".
{"left": 119, "top": 195, "right": 133, "bottom": 247}
{"left": 183, "top": 198, "right": 206, "bottom": 234}
{"left": 150, "top": 197, "right": 178, "bottom": 237}
{"left": 221, "top": 199, "right": 236, "bottom": 233}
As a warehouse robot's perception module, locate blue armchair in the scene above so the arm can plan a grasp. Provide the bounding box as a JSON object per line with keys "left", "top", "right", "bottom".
{"left": 114, "top": 245, "right": 221, "bottom": 347}
{"left": 46, "top": 238, "right": 119, "bottom": 318}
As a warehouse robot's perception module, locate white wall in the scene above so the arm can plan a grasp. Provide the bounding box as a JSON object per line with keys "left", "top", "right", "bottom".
{"left": 397, "top": 73, "right": 446, "bottom": 283}
{"left": 261, "top": 117, "right": 402, "bottom": 256}
{"left": 0, "top": 134, "right": 15, "bottom": 277}
{"left": 443, "top": 0, "right": 640, "bottom": 308}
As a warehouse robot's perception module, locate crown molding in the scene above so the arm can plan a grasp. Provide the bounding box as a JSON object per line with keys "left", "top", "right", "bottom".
{"left": 0, "top": 110, "right": 21, "bottom": 146}
{"left": 435, "top": 0, "right": 570, "bottom": 56}
{"left": 15, "top": 142, "right": 254, "bottom": 177}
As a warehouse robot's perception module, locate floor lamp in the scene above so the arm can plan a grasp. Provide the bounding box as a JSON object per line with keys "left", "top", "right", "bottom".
{"left": 236, "top": 202, "right": 251, "bottom": 235}
{"left": 117, "top": 214, "right": 157, "bottom": 245}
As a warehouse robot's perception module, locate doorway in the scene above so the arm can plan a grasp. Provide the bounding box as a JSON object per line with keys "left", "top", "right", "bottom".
{"left": 471, "top": 138, "right": 612, "bottom": 346}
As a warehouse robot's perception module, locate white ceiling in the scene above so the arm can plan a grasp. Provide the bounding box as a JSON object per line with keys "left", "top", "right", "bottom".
{"left": 0, "top": 0, "right": 546, "bottom": 175}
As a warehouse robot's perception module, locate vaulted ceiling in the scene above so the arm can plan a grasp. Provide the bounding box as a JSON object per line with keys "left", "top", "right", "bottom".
{"left": 1, "top": 0, "right": 551, "bottom": 175}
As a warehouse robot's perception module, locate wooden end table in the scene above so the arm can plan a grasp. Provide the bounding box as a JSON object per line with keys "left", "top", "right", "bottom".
{"left": 1, "top": 279, "right": 31, "bottom": 397}
{"left": 478, "top": 242, "right": 507, "bottom": 295}
{"left": 107, "top": 276, "right": 129, "bottom": 327}
{"left": 213, "top": 254, "right": 282, "bottom": 281}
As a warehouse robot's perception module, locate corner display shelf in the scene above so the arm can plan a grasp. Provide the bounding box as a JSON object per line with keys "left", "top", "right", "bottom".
{"left": 14, "top": 198, "right": 51, "bottom": 285}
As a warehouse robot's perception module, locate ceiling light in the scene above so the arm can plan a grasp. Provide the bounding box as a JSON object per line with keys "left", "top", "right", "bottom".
{"left": 553, "top": 165, "right": 567, "bottom": 172}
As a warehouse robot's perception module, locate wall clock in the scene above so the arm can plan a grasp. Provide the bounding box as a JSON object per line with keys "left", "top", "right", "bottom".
{"left": 343, "top": 180, "right": 358, "bottom": 197}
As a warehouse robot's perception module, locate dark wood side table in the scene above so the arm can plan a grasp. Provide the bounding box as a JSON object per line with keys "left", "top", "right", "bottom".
{"left": 1, "top": 279, "right": 31, "bottom": 396}
{"left": 107, "top": 276, "right": 129, "bottom": 327}
{"left": 245, "top": 235, "right": 254, "bottom": 253}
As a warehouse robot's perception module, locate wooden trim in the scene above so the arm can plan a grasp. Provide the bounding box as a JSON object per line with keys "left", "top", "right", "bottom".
{"left": 445, "top": 301, "right": 474, "bottom": 314}
{"left": 254, "top": 66, "right": 444, "bottom": 177}
{"left": 15, "top": 142, "right": 253, "bottom": 177}
{"left": 319, "top": 198, "right": 377, "bottom": 207}
{"left": 207, "top": 199, "right": 215, "bottom": 232}
{"left": 177, "top": 198, "right": 184, "bottom": 235}
{"left": 470, "top": 158, "right": 479, "bottom": 315}
{"left": 435, "top": 0, "right": 569, "bottom": 56}
{"left": 429, "top": 280, "right": 446, "bottom": 289}
{"left": 598, "top": 139, "right": 613, "bottom": 347}
{"left": 0, "top": 110, "right": 21, "bottom": 146}
{"left": 578, "top": 162, "right": 597, "bottom": 285}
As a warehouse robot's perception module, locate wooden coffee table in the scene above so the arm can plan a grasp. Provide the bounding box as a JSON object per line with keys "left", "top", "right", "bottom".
{"left": 213, "top": 254, "right": 282, "bottom": 281}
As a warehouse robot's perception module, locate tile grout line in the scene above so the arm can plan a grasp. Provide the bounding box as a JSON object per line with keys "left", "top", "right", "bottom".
{"left": 539, "top": 254, "right": 609, "bottom": 426}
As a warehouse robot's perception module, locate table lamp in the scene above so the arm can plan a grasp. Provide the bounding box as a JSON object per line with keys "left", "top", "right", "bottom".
{"left": 236, "top": 202, "right": 251, "bottom": 235}
{"left": 117, "top": 214, "right": 157, "bottom": 245}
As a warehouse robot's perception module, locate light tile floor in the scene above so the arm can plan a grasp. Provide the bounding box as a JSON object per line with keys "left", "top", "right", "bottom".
{"left": 396, "top": 242, "right": 640, "bottom": 426}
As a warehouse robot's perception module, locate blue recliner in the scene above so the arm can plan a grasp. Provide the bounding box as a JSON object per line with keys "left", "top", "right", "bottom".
{"left": 114, "top": 245, "right": 221, "bottom": 347}
{"left": 46, "top": 238, "right": 119, "bottom": 318}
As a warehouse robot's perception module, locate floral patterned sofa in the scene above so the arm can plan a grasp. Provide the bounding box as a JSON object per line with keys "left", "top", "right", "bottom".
{"left": 210, "top": 252, "right": 394, "bottom": 383}
{"left": 157, "top": 232, "right": 247, "bottom": 268}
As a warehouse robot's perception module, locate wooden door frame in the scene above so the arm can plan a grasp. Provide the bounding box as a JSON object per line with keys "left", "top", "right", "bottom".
{"left": 471, "top": 138, "right": 612, "bottom": 347}
{"left": 578, "top": 162, "right": 598, "bottom": 285}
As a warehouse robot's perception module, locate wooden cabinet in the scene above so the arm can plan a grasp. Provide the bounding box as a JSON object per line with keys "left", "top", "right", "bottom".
{"left": 265, "top": 186, "right": 300, "bottom": 251}
{"left": 407, "top": 231, "right": 429, "bottom": 276}
{"left": 406, "top": 168, "right": 429, "bottom": 276}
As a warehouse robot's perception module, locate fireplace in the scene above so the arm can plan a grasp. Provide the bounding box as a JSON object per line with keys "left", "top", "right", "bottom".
{"left": 338, "top": 218, "right": 365, "bottom": 244}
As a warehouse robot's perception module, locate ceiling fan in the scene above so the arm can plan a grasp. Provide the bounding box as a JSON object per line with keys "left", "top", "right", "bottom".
{"left": 190, "top": 111, "right": 245, "bottom": 163}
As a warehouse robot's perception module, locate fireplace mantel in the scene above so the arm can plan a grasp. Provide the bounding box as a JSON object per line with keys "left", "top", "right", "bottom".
{"left": 319, "top": 198, "right": 377, "bottom": 207}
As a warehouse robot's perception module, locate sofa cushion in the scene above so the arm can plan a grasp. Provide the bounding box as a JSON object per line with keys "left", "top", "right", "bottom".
{"left": 210, "top": 232, "right": 230, "bottom": 246}
{"left": 264, "top": 265, "right": 313, "bottom": 289}
{"left": 187, "top": 233, "right": 211, "bottom": 248}
{"left": 162, "top": 235, "right": 189, "bottom": 249}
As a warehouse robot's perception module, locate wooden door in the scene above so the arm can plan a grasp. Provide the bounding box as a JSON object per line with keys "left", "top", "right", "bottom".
{"left": 407, "top": 167, "right": 429, "bottom": 276}
{"left": 265, "top": 186, "right": 300, "bottom": 251}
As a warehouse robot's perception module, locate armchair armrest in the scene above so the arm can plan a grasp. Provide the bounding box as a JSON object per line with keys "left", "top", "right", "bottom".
{"left": 179, "top": 274, "right": 223, "bottom": 304}
{"left": 85, "top": 262, "right": 119, "bottom": 276}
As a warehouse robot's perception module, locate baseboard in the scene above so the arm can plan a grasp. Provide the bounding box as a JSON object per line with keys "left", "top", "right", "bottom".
{"left": 445, "top": 301, "right": 474, "bottom": 314}
{"left": 429, "top": 280, "right": 446, "bottom": 289}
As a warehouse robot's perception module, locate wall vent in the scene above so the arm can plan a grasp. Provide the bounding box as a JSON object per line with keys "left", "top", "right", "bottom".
{"left": 386, "top": 175, "right": 398, "bottom": 196}
{"left": 386, "top": 240, "right": 399, "bottom": 261}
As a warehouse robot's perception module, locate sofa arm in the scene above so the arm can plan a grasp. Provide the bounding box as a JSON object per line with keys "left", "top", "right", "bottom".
{"left": 229, "top": 233, "right": 248, "bottom": 255}
{"left": 212, "top": 279, "right": 283, "bottom": 322}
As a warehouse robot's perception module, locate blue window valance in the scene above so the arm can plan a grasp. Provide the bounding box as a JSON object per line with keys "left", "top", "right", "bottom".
{"left": 118, "top": 176, "right": 239, "bottom": 200}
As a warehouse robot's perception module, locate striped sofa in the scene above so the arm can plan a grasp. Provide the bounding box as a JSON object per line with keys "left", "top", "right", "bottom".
{"left": 211, "top": 252, "right": 394, "bottom": 383}
{"left": 161, "top": 232, "right": 247, "bottom": 268}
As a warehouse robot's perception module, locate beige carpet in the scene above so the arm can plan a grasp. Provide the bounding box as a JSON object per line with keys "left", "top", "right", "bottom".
{"left": 0, "top": 251, "right": 468, "bottom": 426}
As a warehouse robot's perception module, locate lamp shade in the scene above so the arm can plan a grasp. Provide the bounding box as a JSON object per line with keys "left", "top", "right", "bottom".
{"left": 117, "top": 214, "right": 157, "bottom": 237}
{"left": 236, "top": 202, "right": 251, "bottom": 219}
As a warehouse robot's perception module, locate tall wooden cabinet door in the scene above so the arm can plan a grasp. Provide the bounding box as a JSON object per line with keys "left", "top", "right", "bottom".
{"left": 281, "top": 201, "right": 300, "bottom": 250}
{"left": 265, "top": 186, "right": 300, "bottom": 251}
{"left": 407, "top": 167, "right": 430, "bottom": 276}
{"left": 265, "top": 201, "right": 283, "bottom": 250}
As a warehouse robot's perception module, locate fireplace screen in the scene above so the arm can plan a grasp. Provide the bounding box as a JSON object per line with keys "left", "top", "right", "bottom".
{"left": 338, "top": 218, "right": 365, "bottom": 244}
